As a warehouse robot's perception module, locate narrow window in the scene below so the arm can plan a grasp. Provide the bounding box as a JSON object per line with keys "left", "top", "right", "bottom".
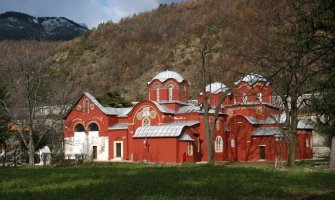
{"left": 188, "top": 142, "right": 193, "bottom": 156}
{"left": 215, "top": 136, "right": 223, "bottom": 152}
{"left": 242, "top": 93, "right": 247, "bottom": 104}
{"left": 259, "top": 146, "right": 265, "bottom": 159}
{"left": 305, "top": 138, "right": 310, "bottom": 148}
{"left": 156, "top": 86, "right": 160, "bottom": 101}
{"left": 168, "top": 85, "right": 173, "bottom": 101}
{"left": 231, "top": 138, "right": 235, "bottom": 147}
{"left": 257, "top": 93, "right": 262, "bottom": 102}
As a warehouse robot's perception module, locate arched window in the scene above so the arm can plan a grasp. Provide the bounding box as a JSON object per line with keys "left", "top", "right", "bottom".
{"left": 74, "top": 124, "right": 85, "bottom": 132}
{"left": 168, "top": 84, "right": 173, "bottom": 101}
{"left": 257, "top": 93, "right": 262, "bottom": 102}
{"left": 305, "top": 138, "right": 310, "bottom": 148}
{"left": 242, "top": 93, "right": 247, "bottom": 104}
{"left": 215, "top": 136, "right": 223, "bottom": 152}
{"left": 231, "top": 138, "right": 235, "bottom": 147}
{"left": 188, "top": 142, "right": 193, "bottom": 156}
{"left": 88, "top": 123, "right": 99, "bottom": 131}
{"left": 142, "top": 118, "right": 150, "bottom": 126}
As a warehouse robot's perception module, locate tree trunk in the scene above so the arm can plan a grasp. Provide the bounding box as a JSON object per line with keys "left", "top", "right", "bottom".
{"left": 286, "top": 133, "right": 296, "bottom": 167}
{"left": 203, "top": 102, "right": 214, "bottom": 163}
{"left": 330, "top": 135, "right": 335, "bottom": 169}
{"left": 286, "top": 96, "right": 298, "bottom": 168}
{"left": 28, "top": 137, "right": 35, "bottom": 166}
{"left": 205, "top": 128, "right": 214, "bottom": 163}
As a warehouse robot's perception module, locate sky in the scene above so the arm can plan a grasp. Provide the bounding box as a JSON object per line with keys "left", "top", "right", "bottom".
{"left": 0, "top": 0, "right": 187, "bottom": 28}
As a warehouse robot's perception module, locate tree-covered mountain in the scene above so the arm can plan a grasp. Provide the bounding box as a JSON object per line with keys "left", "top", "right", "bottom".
{"left": 0, "top": 11, "right": 88, "bottom": 41}
{"left": 0, "top": 0, "right": 288, "bottom": 101}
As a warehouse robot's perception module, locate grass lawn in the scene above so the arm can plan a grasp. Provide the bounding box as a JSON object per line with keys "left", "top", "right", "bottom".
{"left": 0, "top": 162, "right": 334, "bottom": 200}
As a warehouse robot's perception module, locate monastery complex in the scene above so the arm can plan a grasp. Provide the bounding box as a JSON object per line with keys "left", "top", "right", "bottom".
{"left": 64, "top": 70, "right": 313, "bottom": 163}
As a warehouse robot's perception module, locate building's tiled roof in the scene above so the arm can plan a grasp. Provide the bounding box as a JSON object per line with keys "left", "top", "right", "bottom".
{"left": 108, "top": 123, "right": 128, "bottom": 130}
{"left": 252, "top": 127, "right": 282, "bottom": 136}
{"left": 133, "top": 120, "right": 199, "bottom": 138}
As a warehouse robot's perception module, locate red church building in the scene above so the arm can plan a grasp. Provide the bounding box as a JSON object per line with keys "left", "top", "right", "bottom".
{"left": 64, "top": 71, "right": 313, "bottom": 163}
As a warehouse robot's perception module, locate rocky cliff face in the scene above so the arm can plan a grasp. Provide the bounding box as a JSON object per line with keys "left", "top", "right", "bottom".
{"left": 0, "top": 11, "right": 88, "bottom": 41}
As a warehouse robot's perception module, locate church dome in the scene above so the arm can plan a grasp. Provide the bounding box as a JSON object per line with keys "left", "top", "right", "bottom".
{"left": 148, "top": 70, "right": 185, "bottom": 85}
{"left": 205, "top": 82, "right": 229, "bottom": 94}
{"left": 234, "top": 73, "right": 267, "bottom": 85}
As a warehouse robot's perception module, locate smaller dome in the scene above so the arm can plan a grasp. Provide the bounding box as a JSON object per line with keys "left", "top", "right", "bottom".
{"left": 148, "top": 70, "right": 184, "bottom": 85}
{"left": 234, "top": 73, "right": 267, "bottom": 85}
{"left": 205, "top": 82, "right": 229, "bottom": 94}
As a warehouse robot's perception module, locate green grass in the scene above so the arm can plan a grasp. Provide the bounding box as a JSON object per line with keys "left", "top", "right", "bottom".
{"left": 0, "top": 163, "right": 334, "bottom": 200}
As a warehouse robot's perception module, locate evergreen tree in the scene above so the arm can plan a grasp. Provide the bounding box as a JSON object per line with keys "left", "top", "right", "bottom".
{"left": 96, "top": 91, "right": 132, "bottom": 108}
{"left": 310, "top": 0, "right": 335, "bottom": 169}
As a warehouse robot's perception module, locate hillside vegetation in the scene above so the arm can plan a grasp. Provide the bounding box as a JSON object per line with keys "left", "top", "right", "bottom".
{"left": 0, "top": 0, "right": 287, "bottom": 101}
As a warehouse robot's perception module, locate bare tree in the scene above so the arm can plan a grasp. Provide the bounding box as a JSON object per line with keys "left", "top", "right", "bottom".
{"left": 248, "top": 1, "right": 327, "bottom": 167}
{"left": 0, "top": 41, "right": 79, "bottom": 166}
{"left": 193, "top": 24, "right": 232, "bottom": 163}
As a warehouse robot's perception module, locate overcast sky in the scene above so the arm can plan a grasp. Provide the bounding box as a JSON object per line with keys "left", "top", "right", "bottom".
{"left": 0, "top": 0, "right": 187, "bottom": 28}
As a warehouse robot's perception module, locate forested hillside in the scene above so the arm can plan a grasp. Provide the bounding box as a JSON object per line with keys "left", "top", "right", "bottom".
{"left": 0, "top": 0, "right": 287, "bottom": 101}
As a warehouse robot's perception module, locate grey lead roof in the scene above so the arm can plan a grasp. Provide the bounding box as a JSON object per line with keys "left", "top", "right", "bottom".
{"left": 108, "top": 123, "right": 128, "bottom": 130}
{"left": 297, "top": 120, "right": 313, "bottom": 129}
{"left": 178, "top": 133, "right": 194, "bottom": 141}
{"left": 244, "top": 116, "right": 278, "bottom": 125}
{"left": 133, "top": 120, "right": 199, "bottom": 138}
{"left": 234, "top": 73, "right": 268, "bottom": 86}
{"left": 152, "top": 101, "right": 175, "bottom": 114}
{"left": 205, "top": 82, "right": 229, "bottom": 94}
{"left": 84, "top": 92, "right": 133, "bottom": 117}
{"left": 243, "top": 115, "right": 313, "bottom": 129}
{"left": 148, "top": 70, "right": 184, "bottom": 85}
{"left": 177, "top": 105, "right": 201, "bottom": 113}
{"left": 252, "top": 127, "right": 282, "bottom": 136}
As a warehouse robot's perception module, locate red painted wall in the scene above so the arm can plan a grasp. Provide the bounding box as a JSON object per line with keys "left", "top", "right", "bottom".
{"left": 147, "top": 79, "right": 189, "bottom": 103}
{"left": 233, "top": 82, "right": 272, "bottom": 104}
{"left": 64, "top": 94, "right": 112, "bottom": 138}
{"left": 64, "top": 76, "right": 313, "bottom": 164}
{"left": 296, "top": 131, "right": 313, "bottom": 159}
{"left": 133, "top": 137, "right": 178, "bottom": 163}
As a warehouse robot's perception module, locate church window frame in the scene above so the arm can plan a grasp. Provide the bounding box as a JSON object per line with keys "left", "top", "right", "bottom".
{"left": 168, "top": 84, "right": 173, "bottom": 101}
{"left": 257, "top": 93, "right": 262, "bottom": 102}
{"left": 155, "top": 85, "right": 160, "bottom": 101}
{"left": 188, "top": 142, "right": 193, "bottom": 156}
{"left": 242, "top": 93, "right": 247, "bottom": 104}
{"left": 215, "top": 136, "right": 223, "bottom": 152}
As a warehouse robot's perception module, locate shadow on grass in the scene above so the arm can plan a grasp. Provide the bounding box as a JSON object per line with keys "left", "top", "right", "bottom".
{"left": 0, "top": 163, "right": 334, "bottom": 200}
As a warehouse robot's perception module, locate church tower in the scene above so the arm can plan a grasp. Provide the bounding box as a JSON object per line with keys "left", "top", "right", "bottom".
{"left": 147, "top": 70, "right": 189, "bottom": 109}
